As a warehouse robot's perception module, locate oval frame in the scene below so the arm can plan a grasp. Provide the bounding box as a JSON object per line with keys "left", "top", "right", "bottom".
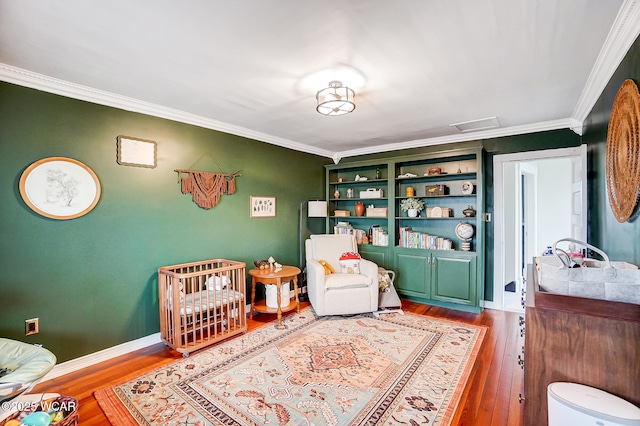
{"left": 19, "top": 157, "right": 101, "bottom": 220}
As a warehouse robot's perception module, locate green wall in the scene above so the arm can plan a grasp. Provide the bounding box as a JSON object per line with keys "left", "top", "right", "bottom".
{"left": 583, "top": 36, "right": 640, "bottom": 265}
{"left": 0, "top": 82, "right": 329, "bottom": 362}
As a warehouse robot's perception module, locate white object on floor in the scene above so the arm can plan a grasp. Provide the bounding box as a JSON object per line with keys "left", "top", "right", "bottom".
{"left": 548, "top": 382, "right": 640, "bottom": 426}
{"left": 265, "top": 282, "right": 290, "bottom": 308}
{"left": 375, "top": 268, "right": 404, "bottom": 316}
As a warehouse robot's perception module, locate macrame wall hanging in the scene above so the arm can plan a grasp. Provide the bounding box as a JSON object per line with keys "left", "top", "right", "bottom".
{"left": 175, "top": 153, "right": 241, "bottom": 210}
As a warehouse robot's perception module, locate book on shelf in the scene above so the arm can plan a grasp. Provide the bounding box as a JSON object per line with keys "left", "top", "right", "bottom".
{"left": 398, "top": 227, "right": 453, "bottom": 250}
{"left": 370, "top": 226, "right": 389, "bottom": 246}
{"left": 334, "top": 222, "right": 353, "bottom": 235}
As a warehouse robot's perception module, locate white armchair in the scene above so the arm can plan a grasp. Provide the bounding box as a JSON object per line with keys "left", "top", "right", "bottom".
{"left": 305, "top": 234, "right": 379, "bottom": 316}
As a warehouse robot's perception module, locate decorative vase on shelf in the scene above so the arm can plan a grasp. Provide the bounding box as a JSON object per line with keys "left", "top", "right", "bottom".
{"left": 408, "top": 208, "right": 418, "bottom": 218}
{"left": 355, "top": 201, "right": 365, "bottom": 217}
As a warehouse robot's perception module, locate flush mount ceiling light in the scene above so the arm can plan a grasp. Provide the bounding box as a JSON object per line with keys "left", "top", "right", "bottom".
{"left": 316, "top": 81, "right": 355, "bottom": 116}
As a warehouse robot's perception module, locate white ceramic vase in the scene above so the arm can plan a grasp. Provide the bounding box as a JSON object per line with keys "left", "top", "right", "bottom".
{"left": 408, "top": 208, "right": 418, "bottom": 218}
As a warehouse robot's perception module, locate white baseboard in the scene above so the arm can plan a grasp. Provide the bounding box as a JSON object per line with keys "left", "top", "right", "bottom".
{"left": 40, "top": 303, "right": 278, "bottom": 382}
{"left": 482, "top": 301, "right": 501, "bottom": 310}
{"left": 41, "top": 333, "right": 162, "bottom": 382}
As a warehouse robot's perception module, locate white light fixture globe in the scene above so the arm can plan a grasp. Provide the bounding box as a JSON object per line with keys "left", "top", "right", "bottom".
{"left": 316, "top": 81, "right": 355, "bottom": 116}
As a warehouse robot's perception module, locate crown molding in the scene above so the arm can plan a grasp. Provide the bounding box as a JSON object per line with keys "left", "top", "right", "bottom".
{"left": 572, "top": 0, "right": 640, "bottom": 122}
{"left": 568, "top": 118, "right": 585, "bottom": 136}
{"left": 0, "top": 64, "right": 577, "bottom": 163}
{"left": 0, "top": 63, "right": 335, "bottom": 159}
{"left": 4, "top": 0, "right": 636, "bottom": 168}
{"left": 335, "top": 119, "right": 574, "bottom": 160}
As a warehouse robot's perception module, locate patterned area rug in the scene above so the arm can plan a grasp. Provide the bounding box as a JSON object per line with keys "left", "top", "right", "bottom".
{"left": 95, "top": 307, "right": 485, "bottom": 425}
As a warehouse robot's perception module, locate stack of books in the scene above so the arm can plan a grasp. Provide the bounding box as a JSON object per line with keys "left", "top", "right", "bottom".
{"left": 398, "top": 227, "right": 453, "bottom": 250}
{"left": 370, "top": 227, "right": 389, "bottom": 246}
{"left": 334, "top": 222, "right": 354, "bottom": 235}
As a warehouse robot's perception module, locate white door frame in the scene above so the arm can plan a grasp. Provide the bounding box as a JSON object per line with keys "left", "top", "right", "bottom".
{"left": 485, "top": 145, "right": 587, "bottom": 311}
{"left": 517, "top": 162, "right": 538, "bottom": 293}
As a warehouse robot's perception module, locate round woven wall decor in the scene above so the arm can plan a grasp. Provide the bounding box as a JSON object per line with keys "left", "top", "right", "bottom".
{"left": 606, "top": 79, "right": 640, "bottom": 222}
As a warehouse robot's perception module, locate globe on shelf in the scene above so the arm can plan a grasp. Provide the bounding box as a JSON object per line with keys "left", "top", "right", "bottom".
{"left": 455, "top": 222, "right": 474, "bottom": 251}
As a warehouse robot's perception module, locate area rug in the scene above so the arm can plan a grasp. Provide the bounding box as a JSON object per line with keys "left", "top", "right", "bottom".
{"left": 95, "top": 307, "right": 486, "bottom": 425}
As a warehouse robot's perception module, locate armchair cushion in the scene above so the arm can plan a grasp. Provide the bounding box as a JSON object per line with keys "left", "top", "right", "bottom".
{"left": 325, "top": 273, "right": 371, "bottom": 290}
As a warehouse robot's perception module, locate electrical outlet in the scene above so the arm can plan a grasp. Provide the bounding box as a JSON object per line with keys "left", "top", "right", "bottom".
{"left": 25, "top": 318, "right": 39, "bottom": 336}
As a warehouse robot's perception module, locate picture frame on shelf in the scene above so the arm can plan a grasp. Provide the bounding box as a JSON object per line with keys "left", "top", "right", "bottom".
{"left": 250, "top": 196, "right": 276, "bottom": 218}
{"left": 117, "top": 135, "right": 157, "bottom": 168}
{"left": 19, "top": 156, "right": 101, "bottom": 220}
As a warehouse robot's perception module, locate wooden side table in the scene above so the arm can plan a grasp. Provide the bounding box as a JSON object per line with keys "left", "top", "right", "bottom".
{"left": 249, "top": 265, "right": 301, "bottom": 329}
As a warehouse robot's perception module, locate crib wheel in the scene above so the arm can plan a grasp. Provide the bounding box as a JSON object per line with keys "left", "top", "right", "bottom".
{"left": 182, "top": 352, "right": 189, "bottom": 358}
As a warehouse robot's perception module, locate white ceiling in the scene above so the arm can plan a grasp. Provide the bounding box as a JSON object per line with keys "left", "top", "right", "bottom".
{"left": 2, "top": 1, "right": 639, "bottom": 162}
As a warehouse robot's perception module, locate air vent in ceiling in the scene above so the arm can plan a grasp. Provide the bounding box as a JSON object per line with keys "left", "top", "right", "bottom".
{"left": 450, "top": 116, "right": 500, "bottom": 132}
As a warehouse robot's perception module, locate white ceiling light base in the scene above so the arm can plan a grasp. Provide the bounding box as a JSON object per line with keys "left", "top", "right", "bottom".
{"left": 316, "top": 81, "right": 355, "bottom": 116}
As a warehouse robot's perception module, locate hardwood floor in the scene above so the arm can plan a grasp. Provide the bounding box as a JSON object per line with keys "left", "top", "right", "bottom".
{"left": 32, "top": 301, "right": 525, "bottom": 425}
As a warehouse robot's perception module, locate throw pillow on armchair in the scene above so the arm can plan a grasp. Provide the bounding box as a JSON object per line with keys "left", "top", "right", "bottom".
{"left": 339, "top": 252, "right": 361, "bottom": 274}
{"left": 318, "top": 259, "right": 335, "bottom": 275}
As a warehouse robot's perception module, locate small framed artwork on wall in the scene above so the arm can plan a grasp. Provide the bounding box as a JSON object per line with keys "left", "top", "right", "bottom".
{"left": 117, "top": 135, "right": 157, "bottom": 168}
{"left": 250, "top": 196, "right": 276, "bottom": 218}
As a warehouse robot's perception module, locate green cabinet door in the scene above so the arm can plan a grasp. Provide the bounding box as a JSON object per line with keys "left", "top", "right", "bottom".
{"left": 431, "top": 253, "right": 477, "bottom": 306}
{"left": 395, "top": 251, "right": 430, "bottom": 298}
{"left": 359, "top": 246, "right": 389, "bottom": 270}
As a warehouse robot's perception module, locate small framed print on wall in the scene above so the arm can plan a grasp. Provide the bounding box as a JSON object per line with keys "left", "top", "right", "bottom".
{"left": 250, "top": 196, "right": 276, "bottom": 218}
{"left": 117, "top": 135, "right": 157, "bottom": 168}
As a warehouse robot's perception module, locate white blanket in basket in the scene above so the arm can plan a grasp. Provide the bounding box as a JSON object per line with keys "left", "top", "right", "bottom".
{"left": 537, "top": 256, "right": 640, "bottom": 304}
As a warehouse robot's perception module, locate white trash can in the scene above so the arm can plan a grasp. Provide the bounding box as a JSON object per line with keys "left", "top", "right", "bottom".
{"left": 265, "top": 282, "right": 290, "bottom": 309}
{"left": 548, "top": 382, "right": 640, "bottom": 426}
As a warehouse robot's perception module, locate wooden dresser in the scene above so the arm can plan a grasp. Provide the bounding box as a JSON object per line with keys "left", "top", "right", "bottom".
{"left": 523, "top": 266, "right": 640, "bottom": 425}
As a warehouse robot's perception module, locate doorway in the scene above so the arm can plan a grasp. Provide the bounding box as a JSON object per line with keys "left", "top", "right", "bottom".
{"left": 487, "top": 145, "right": 587, "bottom": 312}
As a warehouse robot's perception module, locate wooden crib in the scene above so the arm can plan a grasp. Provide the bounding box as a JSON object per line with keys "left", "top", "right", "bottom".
{"left": 158, "top": 258, "right": 247, "bottom": 356}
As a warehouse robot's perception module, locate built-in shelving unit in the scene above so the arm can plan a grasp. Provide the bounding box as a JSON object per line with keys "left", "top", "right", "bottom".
{"left": 325, "top": 147, "right": 484, "bottom": 312}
